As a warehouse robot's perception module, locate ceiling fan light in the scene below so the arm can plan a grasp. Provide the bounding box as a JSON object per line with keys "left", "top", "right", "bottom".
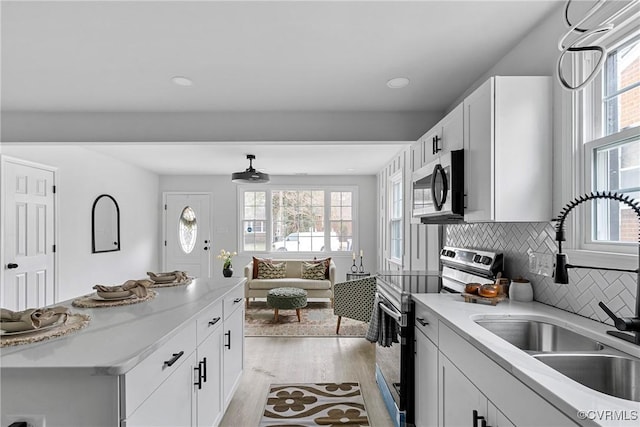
{"left": 231, "top": 154, "right": 270, "bottom": 183}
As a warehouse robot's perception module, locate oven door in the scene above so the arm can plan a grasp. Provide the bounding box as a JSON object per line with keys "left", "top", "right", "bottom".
{"left": 375, "top": 294, "right": 414, "bottom": 427}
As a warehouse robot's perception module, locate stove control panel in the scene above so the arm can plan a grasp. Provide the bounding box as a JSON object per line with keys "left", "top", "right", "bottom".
{"left": 440, "top": 246, "right": 503, "bottom": 276}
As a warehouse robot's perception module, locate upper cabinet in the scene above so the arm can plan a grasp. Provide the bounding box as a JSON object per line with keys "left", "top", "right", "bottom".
{"left": 463, "top": 76, "right": 552, "bottom": 222}
{"left": 412, "top": 103, "right": 464, "bottom": 172}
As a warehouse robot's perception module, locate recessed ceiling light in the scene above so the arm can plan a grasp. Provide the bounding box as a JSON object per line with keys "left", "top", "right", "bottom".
{"left": 171, "top": 76, "right": 193, "bottom": 87}
{"left": 387, "top": 77, "right": 410, "bottom": 89}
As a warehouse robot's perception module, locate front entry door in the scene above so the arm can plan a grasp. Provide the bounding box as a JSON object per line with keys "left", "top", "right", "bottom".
{"left": 2, "top": 157, "right": 56, "bottom": 311}
{"left": 164, "top": 193, "right": 212, "bottom": 279}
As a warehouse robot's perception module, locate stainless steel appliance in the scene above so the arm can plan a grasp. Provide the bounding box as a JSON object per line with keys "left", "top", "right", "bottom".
{"left": 374, "top": 247, "right": 503, "bottom": 427}
{"left": 411, "top": 150, "right": 464, "bottom": 224}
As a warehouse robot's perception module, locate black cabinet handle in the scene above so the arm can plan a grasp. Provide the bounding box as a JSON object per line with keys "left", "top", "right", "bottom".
{"left": 202, "top": 357, "right": 207, "bottom": 383}
{"left": 472, "top": 410, "right": 485, "bottom": 427}
{"left": 7, "top": 263, "right": 18, "bottom": 269}
{"left": 208, "top": 317, "right": 221, "bottom": 327}
{"left": 163, "top": 351, "right": 184, "bottom": 367}
{"left": 432, "top": 136, "right": 436, "bottom": 155}
{"left": 233, "top": 297, "right": 242, "bottom": 304}
{"left": 434, "top": 135, "right": 441, "bottom": 153}
{"left": 204, "top": 246, "right": 209, "bottom": 250}
{"left": 416, "top": 317, "right": 429, "bottom": 327}
{"left": 225, "top": 330, "right": 231, "bottom": 349}
{"left": 194, "top": 363, "right": 202, "bottom": 389}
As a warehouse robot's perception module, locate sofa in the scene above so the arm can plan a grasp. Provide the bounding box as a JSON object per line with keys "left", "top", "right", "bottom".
{"left": 243, "top": 258, "right": 336, "bottom": 307}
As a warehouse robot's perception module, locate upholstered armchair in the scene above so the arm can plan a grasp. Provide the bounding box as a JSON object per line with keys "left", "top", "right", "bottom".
{"left": 333, "top": 276, "right": 377, "bottom": 334}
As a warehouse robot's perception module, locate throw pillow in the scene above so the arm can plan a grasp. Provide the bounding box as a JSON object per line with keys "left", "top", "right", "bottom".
{"left": 301, "top": 261, "right": 326, "bottom": 280}
{"left": 309, "top": 257, "right": 332, "bottom": 279}
{"left": 257, "top": 261, "right": 287, "bottom": 279}
{"left": 252, "top": 257, "right": 272, "bottom": 278}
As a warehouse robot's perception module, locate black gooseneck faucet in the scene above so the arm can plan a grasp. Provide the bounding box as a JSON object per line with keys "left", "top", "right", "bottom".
{"left": 554, "top": 191, "right": 640, "bottom": 345}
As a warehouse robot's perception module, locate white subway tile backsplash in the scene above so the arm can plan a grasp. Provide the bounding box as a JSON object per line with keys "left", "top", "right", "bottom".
{"left": 445, "top": 222, "right": 636, "bottom": 325}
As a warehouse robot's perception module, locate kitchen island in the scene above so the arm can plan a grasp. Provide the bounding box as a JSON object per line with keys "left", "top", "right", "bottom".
{"left": 412, "top": 293, "right": 640, "bottom": 427}
{"left": 1, "top": 277, "right": 246, "bottom": 427}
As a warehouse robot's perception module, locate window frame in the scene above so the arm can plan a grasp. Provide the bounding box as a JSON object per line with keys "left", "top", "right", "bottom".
{"left": 237, "top": 184, "right": 358, "bottom": 256}
{"left": 388, "top": 171, "right": 403, "bottom": 263}
{"left": 561, "top": 24, "right": 640, "bottom": 270}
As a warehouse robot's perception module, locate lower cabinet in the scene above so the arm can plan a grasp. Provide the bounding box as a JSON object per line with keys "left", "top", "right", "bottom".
{"left": 127, "top": 350, "right": 197, "bottom": 427}
{"left": 438, "top": 354, "right": 514, "bottom": 427}
{"left": 413, "top": 301, "right": 577, "bottom": 427}
{"left": 414, "top": 328, "right": 438, "bottom": 427}
{"left": 195, "top": 326, "right": 223, "bottom": 427}
{"left": 223, "top": 297, "right": 245, "bottom": 409}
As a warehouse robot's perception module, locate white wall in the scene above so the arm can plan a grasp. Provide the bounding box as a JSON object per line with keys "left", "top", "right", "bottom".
{"left": 1, "top": 145, "right": 160, "bottom": 301}
{"left": 159, "top": 174, "right": 377, "bottom": 281}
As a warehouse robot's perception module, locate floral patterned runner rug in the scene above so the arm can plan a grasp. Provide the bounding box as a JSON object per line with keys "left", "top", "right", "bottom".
{"left": 260, "top": 383, "right": 370, "bottom": 426}
{"left": 245, "top": 301, "right": 368, "bottom": 337}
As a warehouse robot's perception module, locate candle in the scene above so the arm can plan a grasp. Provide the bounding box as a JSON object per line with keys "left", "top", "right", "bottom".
{"left": 352, "top": 252, "right": 355, "bottom": 260}
{"left": 360, "top": 250, "right": 363, "bottom": 257}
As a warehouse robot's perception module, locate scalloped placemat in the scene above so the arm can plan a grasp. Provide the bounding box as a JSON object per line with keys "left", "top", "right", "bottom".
{"left": 148, "top": 277, "right": 193, "bottom": 288}
{"left": 72, "top": 289, "right": 157, "bottom": 308}
{"left": 1, "top": 313, "right": 91, "bottom": 347}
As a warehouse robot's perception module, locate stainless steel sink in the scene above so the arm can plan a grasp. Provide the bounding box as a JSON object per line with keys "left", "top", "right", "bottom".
{"left": 533, "top": 354, "right": 640, "bottom": 402}
{"left": 475, "top": 319, "right": 604, "bottom": 352}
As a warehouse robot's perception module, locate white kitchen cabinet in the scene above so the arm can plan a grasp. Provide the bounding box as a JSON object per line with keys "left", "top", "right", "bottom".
{"left": 438, "top": 354, "right": 487, "bottom": 427}
{"left": 415, "top": 103, "right": 464, "bottom": 171}
{"left": 196, "top": 326, "right": 223, "bottom": 427}
{"left": 414, "top": 327, "right": 438, "bottom": 427}
{"left": 127, "top": 351, "right": 196, "bottom": 427}
{"left": 222, "top": 288, "right": 245, "bottom": 409}
{"left": 438, "top": 321, "right": 576, "bottom": 427}
{"left": 463, "top": 76, "right": 552, "bottom": 222}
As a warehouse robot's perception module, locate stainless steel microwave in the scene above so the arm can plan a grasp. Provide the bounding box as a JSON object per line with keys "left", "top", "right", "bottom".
{"left": 411, "top": 150, "right": 464, "bottom": 224}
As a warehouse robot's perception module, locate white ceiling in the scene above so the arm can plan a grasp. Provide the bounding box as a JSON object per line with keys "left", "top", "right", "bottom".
{"left": 1, "top": 0, "right": 561, "bottom": 175}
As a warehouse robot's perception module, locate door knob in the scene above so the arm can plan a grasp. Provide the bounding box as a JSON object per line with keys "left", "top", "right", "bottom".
{"left": 7, "top": 263, "right": 18, "bottom": 269}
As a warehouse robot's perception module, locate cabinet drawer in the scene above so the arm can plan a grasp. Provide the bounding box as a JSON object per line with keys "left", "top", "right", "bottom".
{"left": 414, "top": 303, "right": 438, "bottom": 344}
{"left": 196, "top": 300, "right": 223, "bottom": 345}
{"left": 223, "top": 285, "right": 244, "bottom": 320}
{"left": 124, "top": 324, "right": 196, "bottom": 417}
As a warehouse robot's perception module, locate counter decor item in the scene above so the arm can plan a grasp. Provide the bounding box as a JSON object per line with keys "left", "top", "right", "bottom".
{"left": 217, "top": 249, "right": 237, "bottom": 277}
{"left": 1, "top": 306, "right": 90, "bottom": 347}
{"left": 72, "top": 280, "right": 157, "bottom": 308}
{"left": 462, "top": 283, "right": 507, "bottom": 306}
{"left": 146, "top": 271, "right": 192, "bottom": 287}
{"left": 509, "top": 277, "right": 533, "bottom": 302}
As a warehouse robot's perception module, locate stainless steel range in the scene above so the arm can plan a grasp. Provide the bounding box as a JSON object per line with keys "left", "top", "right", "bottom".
{"left": 374, "top": 247, "right": 503, "bottom": 427}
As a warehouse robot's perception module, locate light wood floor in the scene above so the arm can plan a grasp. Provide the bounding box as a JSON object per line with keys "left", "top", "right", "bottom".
{"left": 220, "top": 336, "right": 394, "bottom": 427}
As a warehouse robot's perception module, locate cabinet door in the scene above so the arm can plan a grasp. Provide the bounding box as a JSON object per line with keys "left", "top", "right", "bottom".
{"left": 463, "top": 77, "right": 494, "bottom": 222}
{"left": 223, "top": 305, "right": 244, "bottom": 409}
{"left": 411, "top": 141, "right": 423, "bottom": 172}
{"left": 127, "top": 351, "right": 195, "bottom": 427}
{"left": 439, "top": 103, "right": 464, "bottom": 155}
{"left": 438, "top": 354, "right": 487, "bottom": 427}
{"left": 197, "top": 327, "right": 223, "bottom": 427}
{"left": 414, "top": 330, "right": 438, "bottom": 427}
{"left": 422, "top": 127, "right": 443, "bottom": 167}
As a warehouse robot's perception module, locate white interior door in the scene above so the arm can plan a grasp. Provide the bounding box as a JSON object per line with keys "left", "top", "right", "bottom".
{"left": 2, "top": 158, "right": 56, "bottom": 311}
{"left": 164, "top": 193, "right": 212, "bottom": 279}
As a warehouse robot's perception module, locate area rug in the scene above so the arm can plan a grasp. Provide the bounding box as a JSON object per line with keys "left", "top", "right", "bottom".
{"left": 245, "top": 301, "right": 368, "bottom": 337}
{"left": 260, "top": 383, "right": 370, "bottom": 426}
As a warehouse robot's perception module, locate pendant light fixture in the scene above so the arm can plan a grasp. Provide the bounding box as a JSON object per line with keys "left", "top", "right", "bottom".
{"left": 231, "top": 154, "right": 270, "bottom": 183}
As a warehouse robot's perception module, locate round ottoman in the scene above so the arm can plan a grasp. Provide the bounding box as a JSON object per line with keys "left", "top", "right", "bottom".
{"left": 266, "top": 287, "right": 308, "bottom": 322}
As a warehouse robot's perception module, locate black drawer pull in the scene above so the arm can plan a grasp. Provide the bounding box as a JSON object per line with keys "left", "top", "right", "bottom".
{"left": 208, "top": 317, "right": 221, "bottom": 327}
{"left": 194, "top": 363, "right": 202, "bottom": 389}
{"left": 416, "top": 317, "right": 429, "bottom": 327}
{"left": 473, "top": 410, "right": 485, "bottom": 427}
{"left": 202, "top": 357, "right": 207, "bottom": 383}
{"left": 225, "top": 330, "right": 231, "bottom": 349}
{"left": 233, "top": 297, "right": 243, "bottom": 304}
{"left": 163, "top": 351, "right": 184, "bottom": 367}
{"left": 7, "top": 263, "right": 19, "bottom": 269}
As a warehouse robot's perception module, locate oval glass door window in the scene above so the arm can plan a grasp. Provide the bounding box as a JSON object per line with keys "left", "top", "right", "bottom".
{"left": 178, "top": 206, "right": 197, "bottom": 254}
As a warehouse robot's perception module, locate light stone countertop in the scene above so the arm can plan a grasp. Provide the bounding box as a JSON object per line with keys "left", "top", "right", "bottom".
{"left": 412, "top": 293, "right": 640, "bottom": 427}
{"left": 0, "top": 277, "right": 246, "bottom": 376}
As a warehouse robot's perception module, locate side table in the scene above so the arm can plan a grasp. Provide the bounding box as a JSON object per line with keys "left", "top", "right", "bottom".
{"left": 346, "top": 272, "right": 371, "bottom": 281}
